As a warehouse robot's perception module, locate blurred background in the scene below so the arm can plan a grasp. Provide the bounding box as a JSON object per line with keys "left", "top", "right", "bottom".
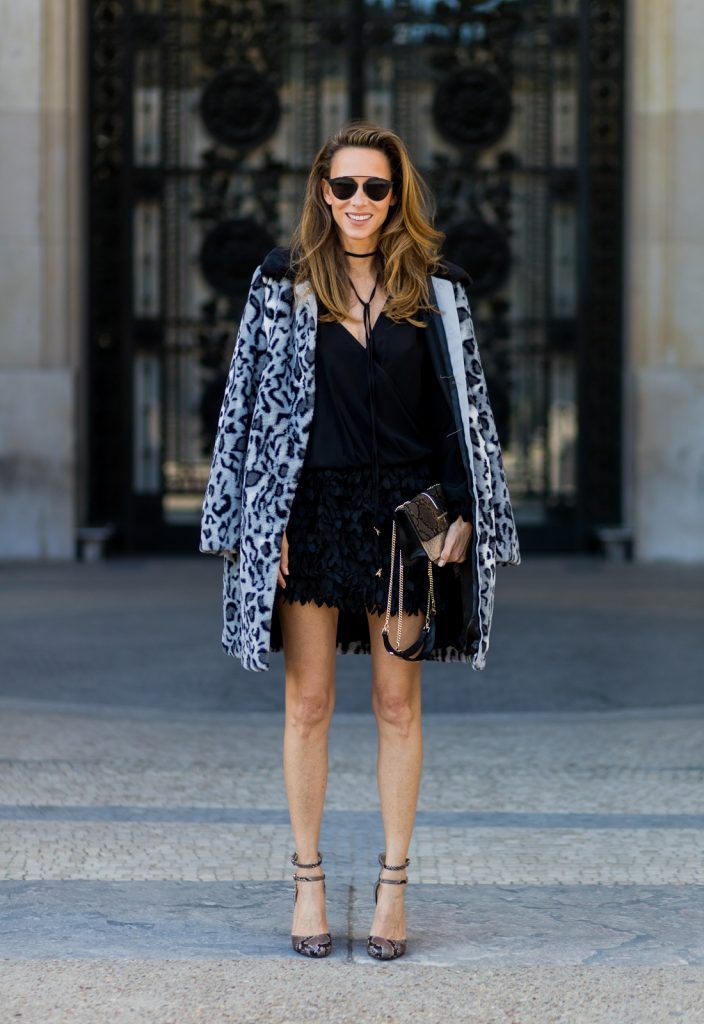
{"left": 0, "top": 0, "right": 701, "bottom": 564}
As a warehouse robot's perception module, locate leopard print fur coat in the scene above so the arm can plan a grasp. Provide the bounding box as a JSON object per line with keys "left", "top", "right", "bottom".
{"left": 200, "top": 250, "right": 520, "bottom": 672}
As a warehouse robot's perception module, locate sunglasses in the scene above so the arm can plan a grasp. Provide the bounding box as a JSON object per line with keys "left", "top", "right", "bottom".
{"left": 326, "top": 176, "right": 393, "bottom": 202}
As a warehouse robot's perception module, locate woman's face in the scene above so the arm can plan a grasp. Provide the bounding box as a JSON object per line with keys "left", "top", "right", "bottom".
{"left": 322, "top": 146, "right": 396, "bottom": 252}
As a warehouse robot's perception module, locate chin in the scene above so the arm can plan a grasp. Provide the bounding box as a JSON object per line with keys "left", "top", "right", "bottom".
{"left": 339, "top": 224, "right": 380, "bottom": 246}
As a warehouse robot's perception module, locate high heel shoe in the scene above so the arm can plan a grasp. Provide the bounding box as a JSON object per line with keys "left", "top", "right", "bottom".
{"left": 290, "top": 851, "right": 332, "bottom": 958}
{"left": 367, "top": 852, "right": 410, "bottom": 960}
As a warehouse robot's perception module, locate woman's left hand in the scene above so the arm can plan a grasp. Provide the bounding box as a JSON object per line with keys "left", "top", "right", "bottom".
{"left": 437, "top": 516, "right": 473, "bottom": 566}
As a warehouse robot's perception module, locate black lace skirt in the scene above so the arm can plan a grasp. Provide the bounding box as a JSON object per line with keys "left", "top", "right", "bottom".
{"left": 273, "top": 457, "right": 457, "bottom": 627}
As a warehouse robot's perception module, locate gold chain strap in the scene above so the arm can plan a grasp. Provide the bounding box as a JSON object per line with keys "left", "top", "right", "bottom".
{"left": 383, "top": 517, "right": 434, "bottom": 651}
{"left": 383, "top": 519, "right": 401, "bottom": 647}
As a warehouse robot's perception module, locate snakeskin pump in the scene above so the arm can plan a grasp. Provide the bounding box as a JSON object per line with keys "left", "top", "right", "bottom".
{"left": 290, "top": 851, "right": 332, "bottom": 958}
{"left": 367, "top": 852, "right": 410, "bottom": 960}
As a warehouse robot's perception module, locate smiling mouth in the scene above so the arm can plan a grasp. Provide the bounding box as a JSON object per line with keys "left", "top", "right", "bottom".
{"left": 346, "top": 213, "right": 372, "bottom": 222}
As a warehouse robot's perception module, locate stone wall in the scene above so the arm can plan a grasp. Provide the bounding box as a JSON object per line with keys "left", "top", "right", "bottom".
{"left": 627, "top": 0, "right": 704, "bottom": 561}
{"left": 0, "top": 0, "right": 83, "bottom": 558}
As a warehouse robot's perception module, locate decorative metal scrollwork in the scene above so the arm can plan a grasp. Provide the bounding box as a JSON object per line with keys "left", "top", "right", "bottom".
{"left": 199, "top": 218, "right": 275, "bottom": 297}
{"left": 199, "top": 67, "right": 281, "bottom": 148}
{"left": 85, "top": 0, "right": 625, "bottom": 550}
{"left": 444, "top": 219, "right": 511, "bottom": 297}
{"left": 94, "top": 0, "right": 122, "bottom": 29}
{"left": 582, "top": 0, "right": 624, "bottom": 526}
{"left": 133, "top": 13, "right": 161, "bottom": 49}
{"left": 433, "top": 68, "right": 512, "bottom": 148}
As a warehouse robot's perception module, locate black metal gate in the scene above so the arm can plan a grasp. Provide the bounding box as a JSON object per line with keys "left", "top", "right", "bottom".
{"left": 87, "top": 0, "right": 624, "bottom": 553}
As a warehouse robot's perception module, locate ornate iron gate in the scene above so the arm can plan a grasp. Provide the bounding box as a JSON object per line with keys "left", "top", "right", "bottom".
{"left": 87, "top": 0, "right": 624, "bottom": 552}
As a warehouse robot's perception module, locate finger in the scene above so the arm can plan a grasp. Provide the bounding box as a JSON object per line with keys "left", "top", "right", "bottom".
{"left": 277, "top": 567, "right": 287, "bottom": 588}
{"left": 440, "top": 551, "right": 459, "bottom": 566}
{"left": 447, "top": 525, "right": 472, "bottom": 564}
{"left": 437, "top": 539, "right": 452, "bottom": 567}
{"left": 442, "top": 538, "right": 470, "bottom": 565}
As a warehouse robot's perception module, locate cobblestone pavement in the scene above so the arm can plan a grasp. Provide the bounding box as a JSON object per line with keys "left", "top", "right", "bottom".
{"left": 1, "top": 708, "right": 704, "bottom": 888}
{"left": 1, "top": 556, "right": 703, "bottom": 1022}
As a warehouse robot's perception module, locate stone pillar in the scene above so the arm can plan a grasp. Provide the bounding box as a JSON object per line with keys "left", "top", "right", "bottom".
{"left": 626, "top": 0, "right": 704, "bottom": 561}
{"left": 0, "top": 0, "right": 84, "bottom": 558}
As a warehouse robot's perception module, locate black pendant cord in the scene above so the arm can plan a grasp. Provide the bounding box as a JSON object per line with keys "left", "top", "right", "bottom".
{"left": 348, "top": 276, "right": 383, "bottom": 539}
{"left": 344, "top": 249, "right": 378, "bottom": 258}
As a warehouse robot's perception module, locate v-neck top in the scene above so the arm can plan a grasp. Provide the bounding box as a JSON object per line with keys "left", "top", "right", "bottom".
{"left": 303, "top": 309, "right": 472, "bottom": 523}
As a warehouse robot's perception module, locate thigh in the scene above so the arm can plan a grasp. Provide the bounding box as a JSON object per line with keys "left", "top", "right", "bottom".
{"left": 277, "top": 594, "right": 339, "bottom": 697}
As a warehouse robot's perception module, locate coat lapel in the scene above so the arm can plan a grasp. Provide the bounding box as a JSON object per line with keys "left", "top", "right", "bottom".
{"left": 293, "top": 281, "right": 318, "bottom": 406}
{"left": 425, "top": 277, "right": 481, "bottom": 652}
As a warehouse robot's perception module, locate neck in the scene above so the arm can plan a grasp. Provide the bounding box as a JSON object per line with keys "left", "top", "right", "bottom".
{"left": 343, "top": 248, "right": 378, "bottom": 284}
{"left": 346, "top": 263, "right": 381, "bottom": 305}
{"left": 340, "top": 230, "right": 381, "bottom": 262}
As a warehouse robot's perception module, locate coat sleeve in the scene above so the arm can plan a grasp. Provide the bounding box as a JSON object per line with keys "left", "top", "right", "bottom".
{"left": 454, "top": 282, "right": 521, "bottom": 566}
{"left": 199, "top": 265, "right": 269, "bottom": 556}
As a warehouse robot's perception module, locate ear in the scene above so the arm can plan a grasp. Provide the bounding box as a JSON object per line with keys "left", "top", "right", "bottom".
{"left": 321, "top": 178, "right": 333, "bottom": 206}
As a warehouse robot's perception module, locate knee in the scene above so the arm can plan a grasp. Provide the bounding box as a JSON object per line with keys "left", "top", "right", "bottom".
{"left": 287, "top": 687, "right": 334, "bottom": 736}
{"left": 372, "top": 689, "right": 418, "bottom": 737}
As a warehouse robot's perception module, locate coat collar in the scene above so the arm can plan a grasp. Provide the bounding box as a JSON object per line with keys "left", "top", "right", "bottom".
{"left": 284, "top": 272, "right": 467, "bottom": 411}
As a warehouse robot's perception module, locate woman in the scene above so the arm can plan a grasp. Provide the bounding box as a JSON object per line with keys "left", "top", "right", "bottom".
{"left": 200, "top": 123, "right": 520, "bottom": 961}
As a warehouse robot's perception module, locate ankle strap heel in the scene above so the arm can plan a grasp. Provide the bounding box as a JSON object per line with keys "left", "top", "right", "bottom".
{"left": 291, "top": 850, "right": 326, "bottom": 884}
{"left": 290, "top": 851, "right": 332, "bottom": 959}
{"left": 367, "top": 851, "right": 410, "bottom": 961}
{"left": 376, "top": 852, "right": 410, "bottom": 880}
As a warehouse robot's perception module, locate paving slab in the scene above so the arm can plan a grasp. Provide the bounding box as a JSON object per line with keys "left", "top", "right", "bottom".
{"left": 1, "top": 555, "right": 703, "bottom": 1022}
{"left": 1, "top": 880, "right": 703, "bottom": 968}
{"left": 0, "top": 555, "right": 703, "bottom": 713}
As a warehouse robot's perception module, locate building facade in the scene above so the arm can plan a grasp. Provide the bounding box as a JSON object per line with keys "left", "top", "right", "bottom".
{"left": 0, "top": 0, "right": 701, "bottom": 562}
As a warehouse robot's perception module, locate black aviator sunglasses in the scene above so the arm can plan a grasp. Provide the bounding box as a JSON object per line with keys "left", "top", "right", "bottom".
{"left": 326, "top": 177, "right": 393, "bottom": 202}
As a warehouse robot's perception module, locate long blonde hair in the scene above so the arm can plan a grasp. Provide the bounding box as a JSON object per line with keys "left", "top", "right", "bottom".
{"left": 291, "top": 123, "right": 444, "bottom": 326}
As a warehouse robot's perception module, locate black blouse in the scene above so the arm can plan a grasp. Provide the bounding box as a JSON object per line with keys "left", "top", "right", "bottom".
{"left": 304, "top": 310, "right": 473, "bottom": 524}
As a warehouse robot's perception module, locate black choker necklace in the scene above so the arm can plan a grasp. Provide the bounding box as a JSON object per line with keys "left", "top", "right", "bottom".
{"left": 344, "top": 249, "right": 378, "bottom": 258}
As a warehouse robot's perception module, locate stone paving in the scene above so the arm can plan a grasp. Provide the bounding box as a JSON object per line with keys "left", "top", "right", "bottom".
{"left": 0, "top": 556, "right": 703, "bottom": 1022}
{"left": 1, "top": 708, "right": 704, "bottom": 890}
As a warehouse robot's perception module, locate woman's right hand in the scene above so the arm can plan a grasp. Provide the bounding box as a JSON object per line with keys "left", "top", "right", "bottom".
{"left": 277, "top": 530, "right": 289, "bottom": 588}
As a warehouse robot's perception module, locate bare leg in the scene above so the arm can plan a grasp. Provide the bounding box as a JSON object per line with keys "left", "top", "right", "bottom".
{"left": 366, "top": 607, "right": 424, "bottom": 941}
{"left": 278, "top": 595, "right": 338, "bottom": 938}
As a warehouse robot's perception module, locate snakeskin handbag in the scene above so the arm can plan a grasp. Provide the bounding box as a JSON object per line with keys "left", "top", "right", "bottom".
{"left": 382, "top": 483, "right": 449, "bottom": 661}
